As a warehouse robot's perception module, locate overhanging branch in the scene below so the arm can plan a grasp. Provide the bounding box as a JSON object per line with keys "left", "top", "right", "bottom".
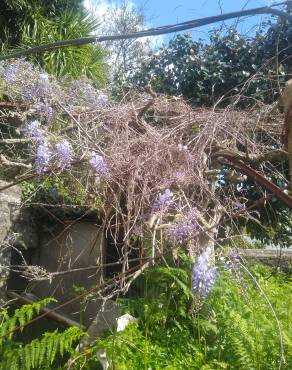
{"left": 218, "top": 153, "right": 292, "bottom": 208}
{"left": 214, "top": 149, "right": 289, "bottom": 165}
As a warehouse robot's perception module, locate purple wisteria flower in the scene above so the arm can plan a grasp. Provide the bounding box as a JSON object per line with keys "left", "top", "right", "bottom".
{"left": 69, "top": 80, "right": 108, "bottom": 107}
{"left": 95, "top": 94, "right": 108, "bottom": 107}
{"left": 21, "top": 120, "right": 45, "bottom": 143}
{"left": 192, "top": 247, "right": 217, "bottom": 299}
{"left": 35, "top": 142, "right": 52, "bottom": 174}
{"left": 34, "top": 102, "right": 54, "bottom": 123}
{"left": 225, "top": 250, "right": 240, "bottom": 271}
{"left": 162, "top": 171, "right": 188, "bottom": 188}
{"left": 89, "top": 152, "right": 110, "bottom": 177}
{"left": 2, "top": 60, "right": 34, "bottom": 85}
{"left": 3, "top": 64, "right": 19, "bottom": 83}
{"left": 152, "top": 189, "right": 175, "bottom": 213}
{"left": 22, "top": 72, "right": 52, "bottom": 101}
{"left": 55, "top": 140, "right": 73, "bottom": 168}
{"left": 168, "top": 209, "right": 198, "bottom": 244}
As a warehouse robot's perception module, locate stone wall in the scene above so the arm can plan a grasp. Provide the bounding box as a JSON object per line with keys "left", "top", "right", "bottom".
{"left": 29, "top": 221, "right": 104, "bottom": 326}
{"left": 1, "top": 180, "right": 106, "bottom": 328}
{"left": 0, "top": 180, "right": 39, "bottom": 304}
{"left": 0, "top": 181, "right": 21, "bottom": 304}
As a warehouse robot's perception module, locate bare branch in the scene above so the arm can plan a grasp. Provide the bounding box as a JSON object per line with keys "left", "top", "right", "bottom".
{"left": 0, "top": 138, "right": 30, "bottom": 144}
{"left": 0, "top": 154, "right": 32, "bottom": 169}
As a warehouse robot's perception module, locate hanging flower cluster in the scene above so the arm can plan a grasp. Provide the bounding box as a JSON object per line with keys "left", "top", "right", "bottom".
{"left": 2, "top": 60, "right": 53, "bottom": 102}
{"left": 34, "top": 102, "right": 54, "bottom": 123}
{"left": 0, "top": 60, "right": 109, "bottom": 125}
{"left": 225, "top": 250, "right": 240, "bottom": 271}
{"left": 89, "top": 152, "right": 110, "bottom": 177}
{"left": 21, "top": 121, "right": 73, "bottom": 174}
{"left": 21, "top": 119, "right": 112, "bottom": 176}
{"left": 55, "top": 140, "right": 73, "bottom": 168}
{"left": 21, "top": 120, "right": 45, "bottom": 144}
{"left": 167, "top": 209, "right": 198, "bottom": 244}
{"left": 192, "top": 247, "right": 217, "bottom": 299}
{"left": 35, "top": 142, "right": 52, "bottom": 174}
{"left": 152, "top": 189, "right": 175, "bottom": 213}
{"left": 68, "top": 79, "right": 108, "bottom": 108}
{"left": 22, "top": 72, "right": 52, "bottom": 101}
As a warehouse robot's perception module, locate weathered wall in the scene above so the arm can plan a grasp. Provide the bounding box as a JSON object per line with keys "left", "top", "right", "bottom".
{"left": 29, "top": 221, "right": 104, "bottom": 326}
{"left": 0, "top": 180, "right": 21, "bottom": 304}
{"left": 0, "top": 182, "right": 118, "bottom": 332}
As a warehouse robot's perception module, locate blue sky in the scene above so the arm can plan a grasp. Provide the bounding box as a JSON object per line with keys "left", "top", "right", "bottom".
{"left": 86, "top": 0, "right": 281, "bottom": 42}
{"left": 135, "top": 0, "right": 273, "bottom": 37}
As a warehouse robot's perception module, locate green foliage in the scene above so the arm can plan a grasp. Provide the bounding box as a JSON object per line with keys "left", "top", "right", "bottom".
{"left": 21, "top": 174, "right": 88, "bottom": 206}
{"left": 0, "top": 299, "right": 84, "bottom": 370}
{"left": 0, "top": 264, "right": 290, "bottom": 369}
{"left": 0, "top": 0, "right": 107, "bottom": 83}
{"left": 71, "top": 263, "right": 291, "bottom": 369}
{"left": 0, "top": 0, "right": 84, "bottom": 50}
{"left": 203, "top": 267, "right": 291, "bottom": 369}
{"left": 21, "top": 174, "right": 101, "bottom": 224}
{"left": 0, "top": 327, "right": 84, "bottom": 370}
{"left": 0, "top": 298, "right": 55, "bottom": 344}
{"left": 130, "top": 19, "right": 292, "bottom": 106}
{"left": 20, "top": 10, "right": 107, "bottom": 82}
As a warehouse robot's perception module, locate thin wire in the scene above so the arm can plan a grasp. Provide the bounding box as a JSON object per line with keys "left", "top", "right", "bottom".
{"left": 0, "top": 2, "right": 291, "bottom": 61}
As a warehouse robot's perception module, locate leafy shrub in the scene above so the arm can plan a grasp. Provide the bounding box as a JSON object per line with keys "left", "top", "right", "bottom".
{"left": 72, "top": 263, "right": 292, "bottom": 369}
{"left": 129, "top": 18, "right": 292, "bottom": 106}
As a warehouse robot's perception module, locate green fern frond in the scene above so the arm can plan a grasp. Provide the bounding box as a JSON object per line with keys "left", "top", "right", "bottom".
{"left": 0, "top": 298, "right": 55, "bottom": 343}
{"left": 231, "top": 336, "right": 255, "bottom": 370}
{"left": 0, "top": 326, "right": 84, "bottom": 370}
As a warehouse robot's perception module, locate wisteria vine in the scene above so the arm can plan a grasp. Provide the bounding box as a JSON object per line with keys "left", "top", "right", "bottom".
{"left": 0, "top": 58, "right": 276, "bottom": 302}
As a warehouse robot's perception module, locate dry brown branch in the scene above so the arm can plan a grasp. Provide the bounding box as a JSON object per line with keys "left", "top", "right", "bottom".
{"left": 0, "top": 138, "right": 31, "bottom": 144}
{"left": 0, "top": 154, "right": 32, "bottom": 169}
{"left": 213, "top": 148, "right": 288, "bottom": 165}
{"left": 218, "top": 154, "right": 292, "bottom": 208}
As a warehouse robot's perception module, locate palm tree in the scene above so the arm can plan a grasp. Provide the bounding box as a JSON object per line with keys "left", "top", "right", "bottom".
{"left": 21, "top": 10, "right": 107, "bottom": 83}
{"left": 0, "top": 0, "right": 107, "bottom": 84}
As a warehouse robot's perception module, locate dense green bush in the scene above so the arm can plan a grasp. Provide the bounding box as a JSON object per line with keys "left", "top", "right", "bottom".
{"left": 72, "top": 263, "right": 292, "bottom": 369}
{"left": 0, "top": 0, "right": 107, "bottom": 83}
{"left": 129, "top": 17, "right": 292, "bottom": 106}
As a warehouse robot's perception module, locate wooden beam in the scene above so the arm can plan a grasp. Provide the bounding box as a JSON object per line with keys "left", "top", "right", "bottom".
{"left": 7, "top": 291, "right": 86, "bottom": 330}
{"left": 239, "top": 248, "right": 292, "bottom": 262}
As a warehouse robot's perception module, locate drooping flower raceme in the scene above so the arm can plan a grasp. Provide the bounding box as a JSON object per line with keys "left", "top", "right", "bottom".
{"left": 225, "top": 250, "right": 240, "bottom": 271}
{"left": 3, "top": 63, "right": 19, "bottom": 84}
{"left": 22, "top": 72, "right": 52, "bottom": 101}
{"left": 95, "top": 94, "right": 108, "bottom": 107}
{"left": 89, "top": 152, "right": 110, "bottom": 177}
{"left": 55, "top": 140, "right": 73, "bottom": 168}
{"left": 2, "top": 60, "right": 34, "bottom": 86}
{"left": 168, "top": 209, "right": 198, "bottom": 244}
{"left": 21, "top": 120, "right": 45, "bottom": 143}
{"left": 192, "top": 247, "right": 217, "bottom": 299}
{"left": 35, "top": 141, "right": 52, "bottom": 174}
{"left": 34, "top": 102, "right": 54, "bottom": 123}
{"left": 68, "top": 80, "right": 108, "bottom": 108}
{"left": 152, "top": 189, "right": 175, "bottom": 213}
